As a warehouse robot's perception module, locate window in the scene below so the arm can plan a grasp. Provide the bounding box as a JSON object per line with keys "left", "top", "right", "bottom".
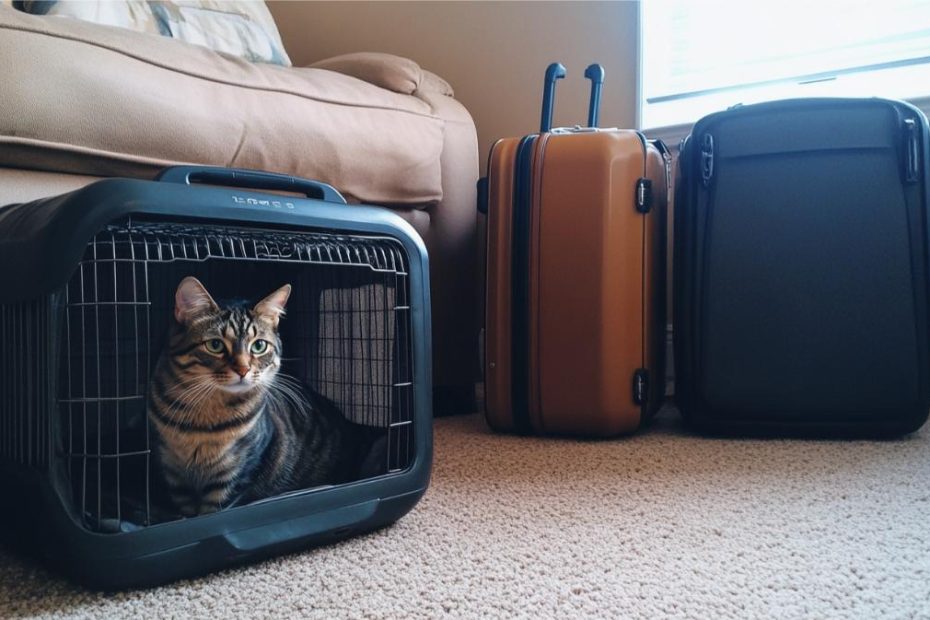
{"left": 640, "top": 0, "right": 930, "bottom": 130}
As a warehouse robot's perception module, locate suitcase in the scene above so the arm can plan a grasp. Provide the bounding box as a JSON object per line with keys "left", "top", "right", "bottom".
{"left": 674, "top": 98, "right": 930, "bottom": 436}
{"left": 481, "top": 63, "right": 669, "bottom": 436}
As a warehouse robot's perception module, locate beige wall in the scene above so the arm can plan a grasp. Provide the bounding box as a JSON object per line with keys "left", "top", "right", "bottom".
{"left": 269, "top": 1, "right": 640, "bottom": 173}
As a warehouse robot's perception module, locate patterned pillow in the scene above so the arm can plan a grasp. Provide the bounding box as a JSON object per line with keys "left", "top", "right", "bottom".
{"left": 14, "top": 1, "right": 291, "bottom": 66}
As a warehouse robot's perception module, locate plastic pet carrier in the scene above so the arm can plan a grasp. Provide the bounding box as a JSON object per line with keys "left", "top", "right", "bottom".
{"left": 0, "top": 167, "right": 432, "bottom": 589}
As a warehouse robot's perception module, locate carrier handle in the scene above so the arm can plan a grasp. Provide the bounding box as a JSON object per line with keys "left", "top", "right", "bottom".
{"left": 155, "top": 166, "right": 348, "bottom": 205}
{"left": 540, "top": 62, "right": 567, "bottom": 133}
{"left": 584, "top": 63, "right": 605, "bottom": 127}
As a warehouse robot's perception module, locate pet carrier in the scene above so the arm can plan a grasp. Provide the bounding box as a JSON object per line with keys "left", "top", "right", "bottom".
{"left": 0, "top": 166, "right": 432, "bottom": 589}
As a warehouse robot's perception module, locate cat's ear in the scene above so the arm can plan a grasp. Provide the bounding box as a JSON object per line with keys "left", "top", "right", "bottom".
{"left": 174, "top": 277, "right": 219, "bottom": 325}
{"left": 253, "top": 284, "right": 291, "bottom": 327}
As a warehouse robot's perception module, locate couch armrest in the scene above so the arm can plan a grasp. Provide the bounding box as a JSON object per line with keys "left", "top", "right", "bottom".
{"left": 419, "top": 69, "right": 454, "bottom": 97}
{"left": 308, "top": 52, "right": 454, "bottom": 96}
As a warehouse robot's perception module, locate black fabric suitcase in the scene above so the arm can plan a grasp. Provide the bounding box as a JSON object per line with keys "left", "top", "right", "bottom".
{"left": 674, "top": 98, "right": 930, "bottom": 436}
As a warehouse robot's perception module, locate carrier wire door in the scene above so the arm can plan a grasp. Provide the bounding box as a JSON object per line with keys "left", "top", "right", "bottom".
{"left": 59, "top": 220, "right": 415, "bottom": 530}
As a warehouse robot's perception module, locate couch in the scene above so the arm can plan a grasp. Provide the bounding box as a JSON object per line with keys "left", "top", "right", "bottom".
{"left": 0, "top": 4, "right": 480, "bottom": 414}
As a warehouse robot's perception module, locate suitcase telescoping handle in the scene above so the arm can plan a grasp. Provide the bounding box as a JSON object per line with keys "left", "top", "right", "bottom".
{"left": 584, "top": 63, "right": 605, "bottom": 127}
{"left": 540, "top": 62, "right": 567, "bottom": 133}
{"left": 156, "top": 165, "right": 348, "bottom": 205}
{"left": 539, "top": 62, "right": 606, "bottom": 132}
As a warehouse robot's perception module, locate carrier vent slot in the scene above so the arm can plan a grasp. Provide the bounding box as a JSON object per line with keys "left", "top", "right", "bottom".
{"left": 0, "top": 299, "right": 54, "bottom": 470}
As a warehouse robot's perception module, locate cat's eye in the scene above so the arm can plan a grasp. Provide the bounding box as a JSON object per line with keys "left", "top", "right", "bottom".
{"left": 204, "top": 339, "right": 225, "bottom": 354}
{"left": 250, "top": 339, "right": 270, "bottom": 355}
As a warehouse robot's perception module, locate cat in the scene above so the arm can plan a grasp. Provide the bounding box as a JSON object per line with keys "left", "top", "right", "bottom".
{"left": 147, "top": 276, "right": 384, "bottom": 517}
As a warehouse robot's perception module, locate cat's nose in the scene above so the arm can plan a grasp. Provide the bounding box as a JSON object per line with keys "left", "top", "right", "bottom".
{"left": 233, "top": 365, "right": 250, "bottom": 378}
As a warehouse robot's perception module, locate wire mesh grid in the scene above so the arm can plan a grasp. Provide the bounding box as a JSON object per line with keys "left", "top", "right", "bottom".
{"left": 54, "top": 218, "right": 415, "bottom": 532}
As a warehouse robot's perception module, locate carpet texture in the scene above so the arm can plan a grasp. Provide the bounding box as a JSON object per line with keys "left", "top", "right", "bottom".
{"left": 3, "top": 407, "right": 930, "bottom": 619}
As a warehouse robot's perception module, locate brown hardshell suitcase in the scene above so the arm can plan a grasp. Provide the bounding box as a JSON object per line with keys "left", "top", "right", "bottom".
{"left": 481, "top": 63, "right": 668, "bottom": 436}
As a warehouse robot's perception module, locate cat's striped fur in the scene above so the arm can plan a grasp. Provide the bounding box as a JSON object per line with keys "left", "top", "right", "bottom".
{"left": 148, "top": 277, "right": 375, "bottom": 517}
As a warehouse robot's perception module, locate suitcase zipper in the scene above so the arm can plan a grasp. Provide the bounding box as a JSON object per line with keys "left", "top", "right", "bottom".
{"left": 634, "top": 133, "right": 653, "bottom": 415}
{"left": 652, "top": 139, "right": 673, "bottom": 206}
{"left": 510, "top": 135, "right": 538, "bottom": 434}
{"left": 662, "top": 148, "right": 672, "bottom": 197}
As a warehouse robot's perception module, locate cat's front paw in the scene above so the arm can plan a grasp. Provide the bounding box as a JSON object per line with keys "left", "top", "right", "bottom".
{"left": 196, "top": 503, "right": 223, "bottom": 516}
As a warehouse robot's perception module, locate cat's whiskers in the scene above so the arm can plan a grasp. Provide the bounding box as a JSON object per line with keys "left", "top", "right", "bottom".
{"left": 272, "top": 383, "right": 306, "bottom": 407}
{"left": 162, "top": 375, "right": 211, "bottom": 413}
{"left": 266, "top": 384, "right": 302, "bottom": 414}
{"left": 270, "top": 375, "right": 312, "bottom": 403}
{"left": 272, "top": 372, "right": 309, "bottom": 391}
{"left": 266, "top": 385, "right": 311, "bottom": 423}
{"left": 165, "top": 372, "right": 210, "bottom": 390}
{"left": 270, "top": 374, "right": 307, "bottom": 402}
{"left": 178, "top": 384, "right": 219, "bottom": 424}
{"left": 165, "top": 377, "right": 217, "bottom": 424}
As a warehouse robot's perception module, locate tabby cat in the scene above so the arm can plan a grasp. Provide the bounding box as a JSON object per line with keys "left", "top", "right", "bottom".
{"left": 147, "top": 277, "right": 382, "bottom": 517}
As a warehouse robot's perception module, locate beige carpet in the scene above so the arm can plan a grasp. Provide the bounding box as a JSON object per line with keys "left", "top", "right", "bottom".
{"left": 3, "top": 407, "right": 930, "bottom": 619}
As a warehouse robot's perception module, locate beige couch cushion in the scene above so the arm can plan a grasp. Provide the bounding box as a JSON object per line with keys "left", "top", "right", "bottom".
{"left": 0, "top": 5, "right": 449, "bottom": 205}
{"left": 19, "top": 0, "right": 293, "bottom": 66}
{"left": 310, "top": 52, "right": 455, "bottom": 97}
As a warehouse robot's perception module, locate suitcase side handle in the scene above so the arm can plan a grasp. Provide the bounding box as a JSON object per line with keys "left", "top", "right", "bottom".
{"left": 584, "top": 63, "right": 605, "bottom": 127}
{"left": 156, "top": 166, "right": 348, "bottom": 205}
{"left": 540, "top": 62, "right": 567, "bottom": 133}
